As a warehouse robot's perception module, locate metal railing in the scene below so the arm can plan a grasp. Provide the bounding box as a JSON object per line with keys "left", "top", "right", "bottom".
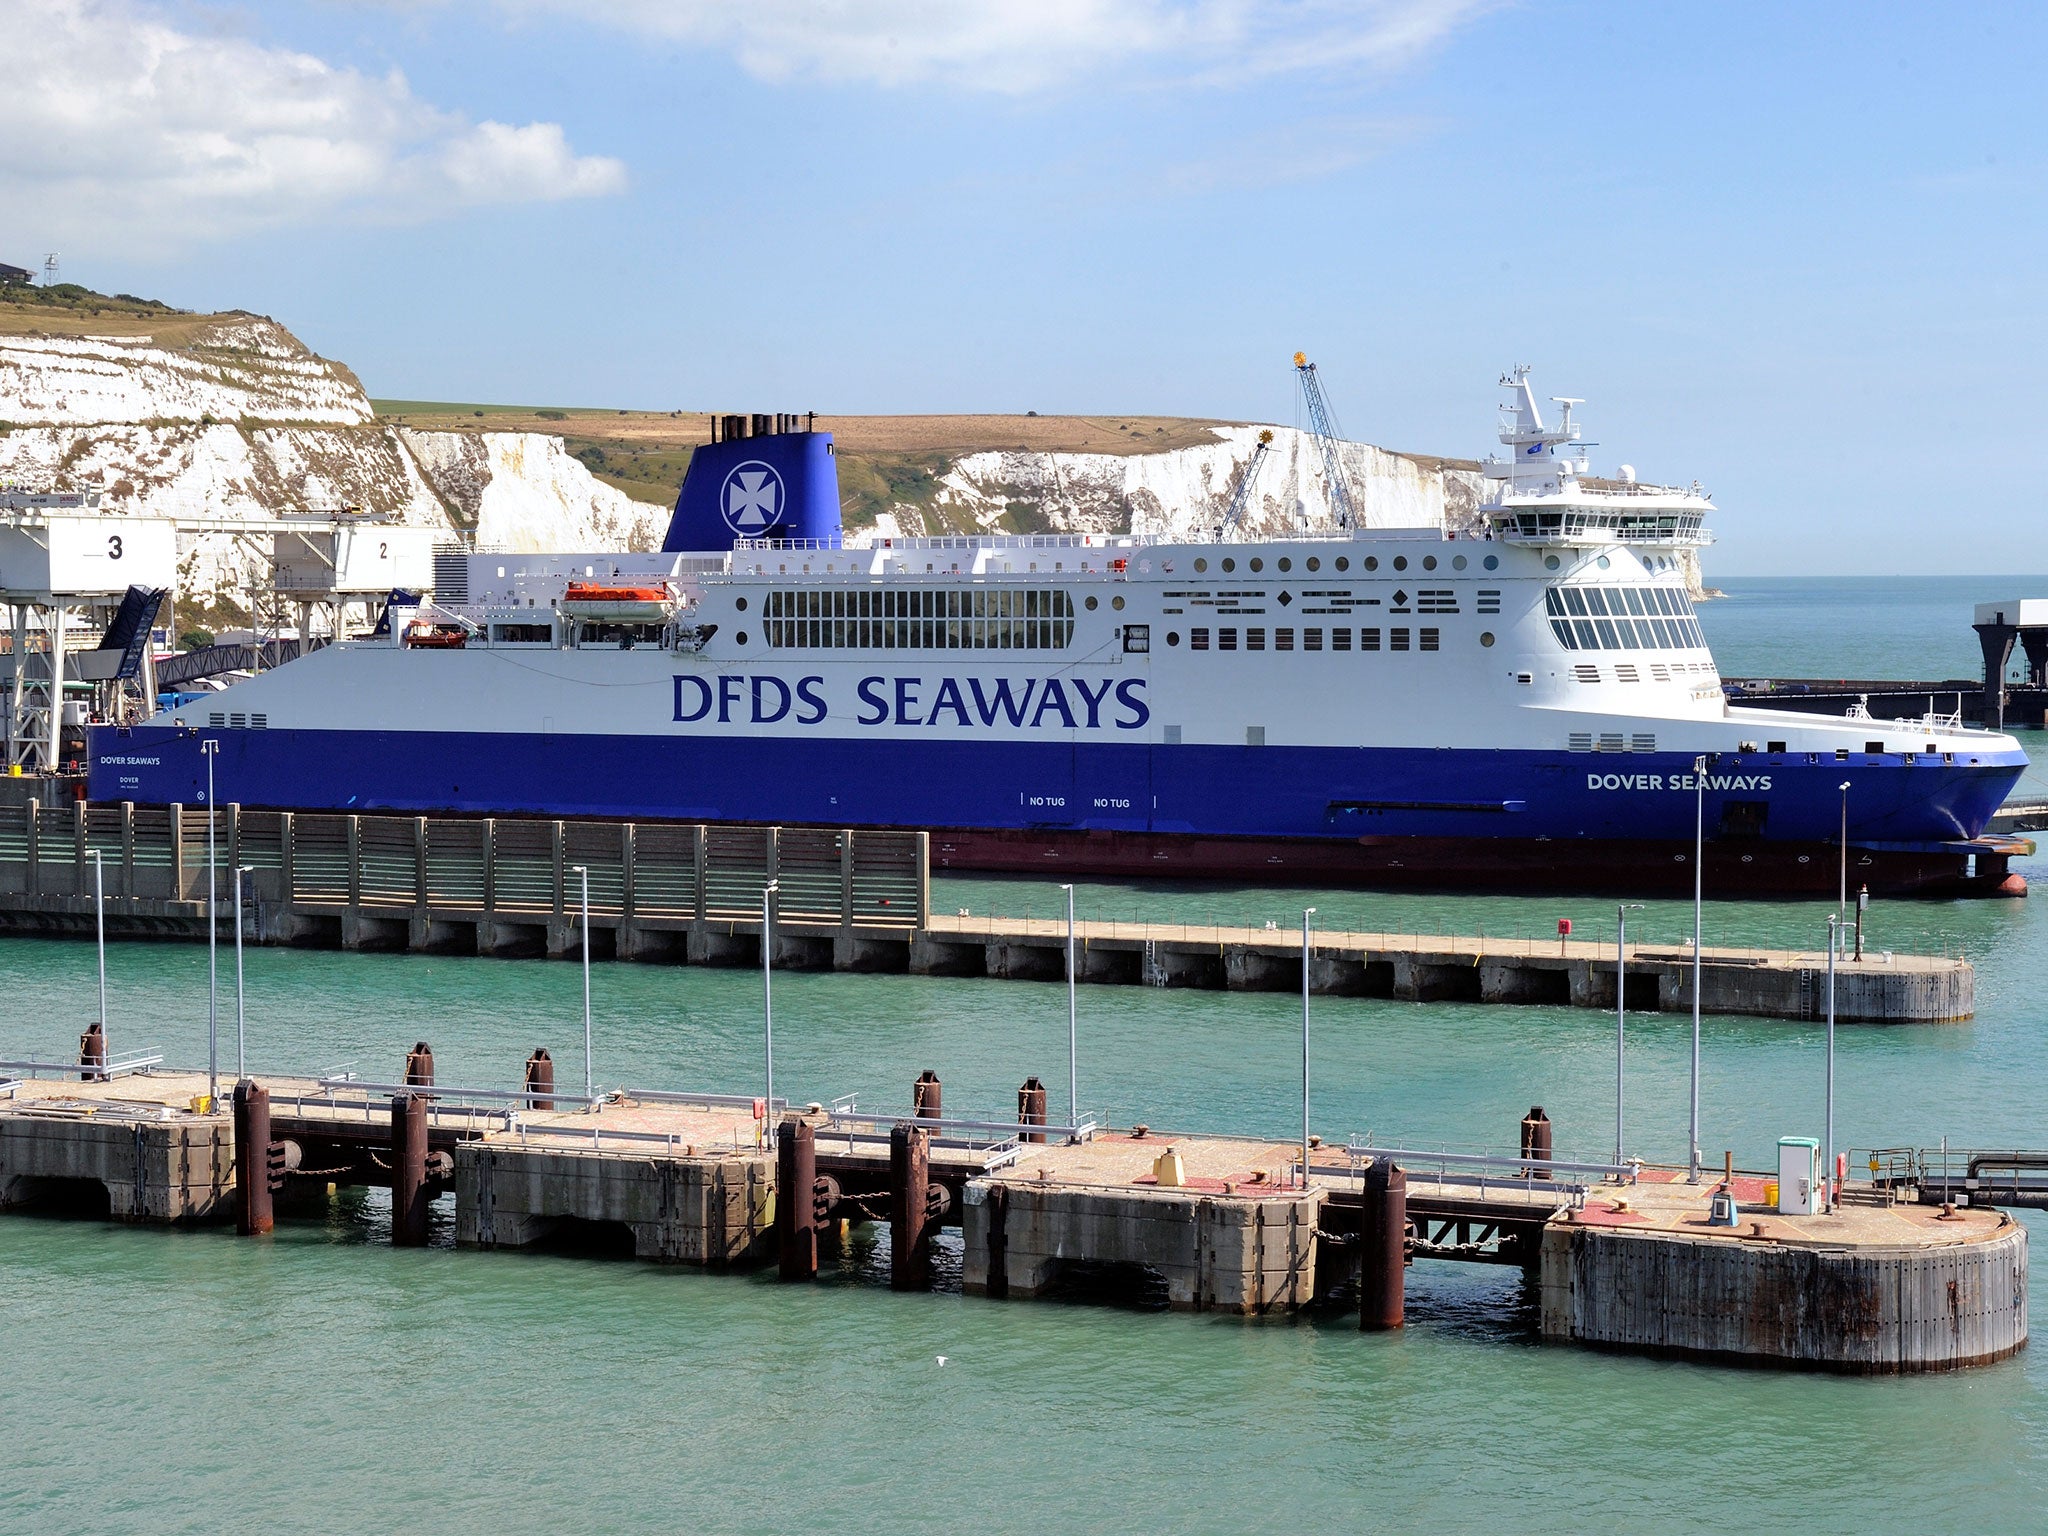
{"left": 0, "top": 1051, "right": 164, "bottom": 1080}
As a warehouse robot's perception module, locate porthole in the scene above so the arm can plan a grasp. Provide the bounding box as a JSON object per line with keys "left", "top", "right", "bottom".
{"left": 1112, "top": 596, "right": 1126, "bottom": 611}
{"left": 1222, "top": 558, "right": 1236, "bottom": 573}
{"left": 736, "top": 597, "right": 748, "bottom": 611}
{"left": 1480, "top": 632, "right": 1495, "bottom": 648}
{"left": 1362, "top": 556, "right": 1377, "bottom": 571}
{"left": 1452, "top": 555, "right": 1467, "bottom": 571}
{"left": 1335, "top": 557, "right": 1349, "bottom": 572}
{"left": 1422, "top": 555, "right": 1437, "bottom": 571}
{"left": 1278, "top": 557, "right": 1291, "bottom": 572}
{"left": 1393, "top": 556, "right": 1408, "bottom": 572}
{"left": 1167, "top": 631, "right": 1181, "bottom": 646}
{"left": 1249, "top": 557, "right": 1263, "bottom": 573}
{"left": 1085, "top": 595, "right": 1099, "bottom": 610}
{"left": 1484, "top": 555, "right": 1499, "bottom": 571}
{"left": 736, "top": 631, "right": 748, "bottom": 645}
{"left": 1194, "top": 558, "right": 1208, "bottom": 573}
{"left": 1306, "top": 557, "right": 1321, "bottom": 572}
{"left": 1597, "top": 555, "right": 1612, "bottom": 570}
{"left": 1545, "top": 555, "right": 1561, "bottom": 570}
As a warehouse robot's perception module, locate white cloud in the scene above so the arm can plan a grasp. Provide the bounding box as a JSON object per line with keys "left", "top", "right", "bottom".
{"left": 0, "top": 0, "right": 627, "bottom": 249}
{"left": 491, "top": 0, "right": 1495, "bottom": 94}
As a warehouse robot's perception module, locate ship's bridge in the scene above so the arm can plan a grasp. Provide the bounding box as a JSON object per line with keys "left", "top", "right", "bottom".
{"left": 1479, "top": 365, "right": 1714, "bottom": 548}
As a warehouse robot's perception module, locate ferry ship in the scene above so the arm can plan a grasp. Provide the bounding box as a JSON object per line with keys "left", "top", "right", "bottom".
{"left": 89, "top": 373, "right": 2030, "bottom": 896}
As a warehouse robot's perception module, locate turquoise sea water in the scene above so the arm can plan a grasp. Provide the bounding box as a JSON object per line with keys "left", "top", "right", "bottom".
{"left": 4, "top": 576, "right": 2046, "bottom": 1533}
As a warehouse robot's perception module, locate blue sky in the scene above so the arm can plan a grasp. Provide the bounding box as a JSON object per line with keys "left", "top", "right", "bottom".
{"left": 6, "top": 1, "right": 2045, "bottom": 575}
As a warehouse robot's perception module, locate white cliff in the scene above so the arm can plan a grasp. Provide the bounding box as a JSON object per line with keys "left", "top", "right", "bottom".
{"left": 0, "top": 315, "right": 656, "bottom": 609}
{"left": 891, "top": 425, "right": 1487, "bottom": 542}
{"left": 399, "top": 429, "right": 665, "bottom": 553}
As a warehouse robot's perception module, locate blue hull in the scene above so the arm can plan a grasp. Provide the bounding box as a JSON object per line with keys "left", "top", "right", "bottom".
{"left": 90, "top": 726, "right": 2020, "bottom": 883}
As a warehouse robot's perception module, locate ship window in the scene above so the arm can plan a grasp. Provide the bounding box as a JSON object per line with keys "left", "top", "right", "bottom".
{"left": 1304, "top": 629, "right": 1323, "bottom": 651}
{"left": 1086, "top": 595, "right": 1098, "bottom": 610}
{"left": 1550, "top": 620, "right": 1577, "bottom": 649}
{"left": 1359, "top": 628, "right": 1380, "bottom": 652}
{"left": 1419, "top": 628, "right": 1439, "bottom": 651}
{"left": 1195, "top": 559, "right": 1208, "bottom": 573}
{"left": 1622, "top": 589, "right": 1646, "bottom": 616}
{"left": 1767, "top": 741, "right": 1787, "bottom": 754}
{"left": 1336, "top": 557, "right": 1350, "bottom": 571}
{"left": 1479, "top": 632, "right": 1494, "bottom": 648}
{"left": 1362, "top": 557, "right": 1377, "bottom": 571}
{"left": 1865, "top": 741, "right": 1884, "bottom": 755}
{"left": 1572, "top": 619, "right": 1597, "bottom": 649}
{"left": 1594, "top": 618, "right": 1621, "bottom": 648}
{"left": 1306, "top": 558, "right": 1320, "bottom": 572}
{"left": 1222, "top": 558, "right": 1236, "bottom": 573}
{"left": 1191, "top": 628, "right": 1211, "bottom": 650}
{"left": 1332, "top": 629, "right": 1353, "bottom": 651}
{"left": 763, "top": 587, "right": 1075, "bottom": 649}
{"left": 1246, "top": 629, "right": 1266, "bottom": 651}
{"left": 1124, "top": 625, "right": 1150, "bottom": 654}
{"left": 1390, "top": 628, "right": 1410, "bottom": 652}
{"left": 1274, "top": 628, "right": 1294, "bottom": 651}
{"left": 1568, "top": 732, "right": 1593, "bottom": 752}
{"left": 1477, "top": 590, "right": 1501, "bottom": 614}
{"left": 1167, "top": 631, "right": 1180, "bottom": 646}
{"left": 1392, "top": 556, "right": 1407, "bottom": 571}
{"left": 1250, "top": 558, "right": 1264, "bottom": 573}
{"left": 1423, "top": 555, "right": 1437, "bottom": 570}
{"left": 1561, "top": 588, "right": 1588, "bottom": 617}
{"left": 1278, "top": 558, "right": 1291, "bottom": 572}
{"left": 1219, "top": 628, "right": 1239, "bottom": 651}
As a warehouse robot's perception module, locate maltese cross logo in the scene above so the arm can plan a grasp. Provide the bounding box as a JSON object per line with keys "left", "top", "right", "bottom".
{"left": 720, "top": 460, "right": 785, "bottom": 536}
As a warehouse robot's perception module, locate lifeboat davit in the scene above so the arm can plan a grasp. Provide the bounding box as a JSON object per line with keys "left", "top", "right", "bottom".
{"left": 561, "top": 581, "right": 673, "bottom": 623}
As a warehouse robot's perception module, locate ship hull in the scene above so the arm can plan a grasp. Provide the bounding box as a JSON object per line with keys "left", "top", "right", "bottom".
{"left": 89, "top": 724, "right": 2026, "bottom": 897}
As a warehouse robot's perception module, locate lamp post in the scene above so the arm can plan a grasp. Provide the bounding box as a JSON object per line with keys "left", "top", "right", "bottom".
{"left": 89, "top": 847, "right": 106, "bottom": 1051}
{"left": 201, "top": 737, "right": 219, "bottom": 1105}
{"left": 1689, "top": 753, "right": 1706, "bottom": 1182}
{"left": 1826, "top": 913, "right": 1838, "bottom": 1215}
{"left": 234, "top": 864, "right": 252, "bottom": 1078}
{"left": 1301, "top": 906, "right": 1316, "bottom": 1190}
{"left": 571, "top": 864, "right": 592, "bottom": 1101}
{"left": 762, "top": 878, "right": 778, "bottom": 1144}
{"left": 1616, "top": 901, "right": 1644, "bottom": 1166}
{"left": 1838, "top": 780, "right": 1852, "bottom": 926}
{"left": 1059, "top": 882, "right": 1078, "bottom": 1136}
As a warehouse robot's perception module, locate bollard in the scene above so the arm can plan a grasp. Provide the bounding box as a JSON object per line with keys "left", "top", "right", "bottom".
{"left": 777, "top": 1117, "right": 818, "bottom": 1281}
{"left": 1520, "top": 1105, "right": 1553, "bottom": 1180}
{"left": 1017, "top": 1076, "right": 1048, "bottom": 1144}
{"left": 404, "top": 1041, "right": 435, "bottom": 1089}
{"left": 391, "top": 1091, "right": 431, "bottom": 1247}
{"left": 912, "top": 1070, "right": 942, "bottom": 1120}
{"left": 78, "top": 1021, "right": 108, "bottom": 1084}
{"left": 524, "top": 1047, "right": 556, "bottom": 1110}
{"left": 232, "top": 1079, "right": 274, "bottom": 1236}
{"left": 1361, "top": 1157, "right": 1407, "bottom": 1331}
{"left": 889, "top": 1121, "right": 933, "bottom": 1290}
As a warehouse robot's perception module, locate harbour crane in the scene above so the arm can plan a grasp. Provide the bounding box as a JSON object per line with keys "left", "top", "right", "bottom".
{"left": 1293, "top": 351, "right": 1357, "bottom": 529}
{"left": 1218, "top": 429, "right": 1274, "bottom": 536}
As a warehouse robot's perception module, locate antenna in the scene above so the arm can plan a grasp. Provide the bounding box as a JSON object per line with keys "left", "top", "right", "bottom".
{"left": 41, "top": 253, "right": 59, "bottom": 287}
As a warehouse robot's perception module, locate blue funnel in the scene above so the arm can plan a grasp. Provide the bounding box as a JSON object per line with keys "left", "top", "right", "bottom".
{"left": 663, "top": 421, "right": 841, "bottom": 552}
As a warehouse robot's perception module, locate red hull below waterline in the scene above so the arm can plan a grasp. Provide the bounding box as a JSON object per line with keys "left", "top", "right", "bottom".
{"left": 930, "top": 829, "right": 2028, "bottom": 899}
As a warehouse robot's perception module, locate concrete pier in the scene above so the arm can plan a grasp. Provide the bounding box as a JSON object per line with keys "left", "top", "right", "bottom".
{"left": 0, "top": 799, "right": 1973, "bottom": 1023}
{"left": 0, "top": 1066, "right": 2027, "bottom": 1370}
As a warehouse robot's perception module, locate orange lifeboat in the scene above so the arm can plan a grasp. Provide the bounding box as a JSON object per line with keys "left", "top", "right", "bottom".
{"left": 561, "top": 581, "right": 673, "bottom": 623}
{"left": 404, "top": 620, "right": 468, "bottom": 649}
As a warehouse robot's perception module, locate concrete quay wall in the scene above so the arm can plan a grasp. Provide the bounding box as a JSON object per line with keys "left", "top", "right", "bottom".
{"left": 0, "top": 1107, "right": 232, "bottom": 1221}
{"left": 455, "top": 1143, "right": 772, "bottom": 1264}
{"left": 960, "top": 1180, "right": 1323, "bottom": 1314}
{"left": 1538, "top": 1220, "right": 2030, "bottom": 1372}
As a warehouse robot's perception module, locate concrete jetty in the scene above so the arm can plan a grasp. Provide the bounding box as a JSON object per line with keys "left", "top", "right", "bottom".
{"left": 0, "top": 799, "right": 1974, "bottom": 1022}
{"left": 0, "top": 1061, "right": 2025, "bottom": 1372}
